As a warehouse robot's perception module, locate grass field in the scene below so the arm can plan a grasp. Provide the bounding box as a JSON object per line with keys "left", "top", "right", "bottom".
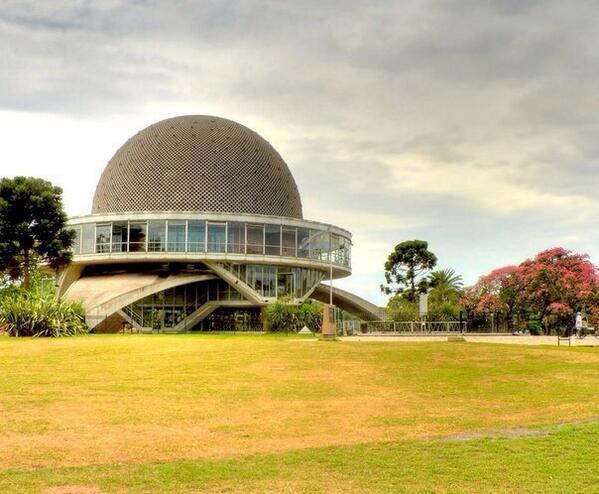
{"left": 0, "top": 334, "right": 597, "bottom": 493}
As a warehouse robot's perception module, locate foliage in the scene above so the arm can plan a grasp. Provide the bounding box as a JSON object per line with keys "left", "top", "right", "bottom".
{"left": 428, "top": 268, "right": 463, "bottom": 305}
{"left": 461, "top": 247, "right": 599, "bottom": 334}
{"left": 429, "top": 301, "right": 462, "bottom": 321}
{"left": 381, "top": 240, "right": 437, "bottom": 301}
{"left": 526, "top": 318, "right": 543, "bottom": 335}
{"left": 0, "top": 176, "right": 74, "bottom": 289}
{"left": 542, "top": 302, "right": 573, "bottom": 335}
{"left": 0, "top": 288, "right": 87, "bottom": 337}
{"left": 262, "top": 300, "right": 323, "bottom": 332}
{"left": 387, "top": 267, "right": 464, "bottom": 322}
{"left": 386, "top": 295, "right": 419, "bottom": 321}
{"left": 460, "top": 265, "right": 518, "bottom": 315}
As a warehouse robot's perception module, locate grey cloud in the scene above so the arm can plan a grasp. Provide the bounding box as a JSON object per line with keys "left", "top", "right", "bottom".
{"left": 1, "top": 0, "right": 599, "bottom": 301}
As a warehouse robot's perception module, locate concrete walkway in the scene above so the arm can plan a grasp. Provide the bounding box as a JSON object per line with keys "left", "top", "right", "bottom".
{"left": 340, "top": 334, "right": 599, "bottom": 347}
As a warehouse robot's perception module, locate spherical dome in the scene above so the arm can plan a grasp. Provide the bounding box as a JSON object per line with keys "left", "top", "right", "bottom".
{"left": 92, "top": 115, "right": 303, "bottom": 218}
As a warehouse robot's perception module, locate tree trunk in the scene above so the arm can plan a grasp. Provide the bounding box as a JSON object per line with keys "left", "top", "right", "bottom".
{"left": 23, "top": 248, "right": 31, "bottom": 290}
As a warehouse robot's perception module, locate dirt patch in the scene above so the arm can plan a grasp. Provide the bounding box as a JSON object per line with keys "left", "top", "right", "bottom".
{"left": 441, "top": 418, "right": 599, "bottom": 441}
{"left": 44, "top": 487, "right": 103, "bottom": 494}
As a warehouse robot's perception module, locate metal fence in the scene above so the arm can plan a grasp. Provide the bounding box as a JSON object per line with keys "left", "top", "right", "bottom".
{"left": 341, "top": 320, "right": 467, "bottom": 335}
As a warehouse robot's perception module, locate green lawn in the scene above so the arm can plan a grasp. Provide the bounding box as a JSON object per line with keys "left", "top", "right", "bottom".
{"left": 0, "top": 334, "right": 597, "bottom": 493}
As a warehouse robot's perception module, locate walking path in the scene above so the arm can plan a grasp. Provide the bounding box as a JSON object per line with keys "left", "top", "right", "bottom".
{"left": 340, "top": 334, "right": 599, "bottom": 346}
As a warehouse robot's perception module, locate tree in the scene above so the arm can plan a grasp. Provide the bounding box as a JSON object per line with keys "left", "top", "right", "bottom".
{"left": 460, "top": 248, "right": 599, "bottom": 334}
{"left": 461, "top": 265, "right": 519, "bottom": 316}
{"left": 381, "top": 240, "right": 437, "bottom": 301}
{"left": 513, "top": 247, "right": 599, "bottom": 334}
{"left": 0, "top": 177, "right": 74, "bottom": 289}
{"left": 428, "top": 268, "right": 463, "bottom": 304}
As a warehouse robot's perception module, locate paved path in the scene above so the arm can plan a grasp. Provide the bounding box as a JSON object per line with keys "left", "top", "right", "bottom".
{"left": 340, "top": 334, "right": 599, "bottom": 346}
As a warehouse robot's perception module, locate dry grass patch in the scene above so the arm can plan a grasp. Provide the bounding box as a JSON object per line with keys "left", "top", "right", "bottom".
{"left": 0, "top": 335, "right": 597, "bottom": 471}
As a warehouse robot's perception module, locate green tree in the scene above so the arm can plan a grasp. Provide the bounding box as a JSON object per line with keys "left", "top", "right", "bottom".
{"left": 0, "top": 177, "right": 74, "bottom": 289}
{"left": 381, "top": 240, "right": 437, "bottom": 301}
{"left": 428, "top": 268, "right": 463, "bottom": 305}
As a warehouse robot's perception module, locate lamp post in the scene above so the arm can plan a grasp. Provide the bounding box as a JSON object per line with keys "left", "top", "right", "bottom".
{"left": 329, "top": 229, "right": 333, "bottom": 306}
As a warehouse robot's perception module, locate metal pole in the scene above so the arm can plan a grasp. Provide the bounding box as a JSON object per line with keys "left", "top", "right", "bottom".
{"left": 329, "top": 229, "right": 333, "bottom": 306}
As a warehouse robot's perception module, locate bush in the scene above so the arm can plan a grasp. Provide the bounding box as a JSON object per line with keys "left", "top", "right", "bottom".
{"left": 0, "top": 290, "right": 88, "bottom": 337}
{"left": 527, "top": 319, "right": 543, "bottom": 335}
{"left": 387, "top": 296, "right": 419, "bottom": 321}
{"left": 429, "top": 302, "right": 461, "bottom": 321}
{"left": 262, "top": 300, "right": 323, "bottom": 333}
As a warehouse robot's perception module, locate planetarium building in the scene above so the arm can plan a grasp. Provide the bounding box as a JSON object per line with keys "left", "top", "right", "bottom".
{"left": 58, "top": 115, "right": 381, "bottom": 332}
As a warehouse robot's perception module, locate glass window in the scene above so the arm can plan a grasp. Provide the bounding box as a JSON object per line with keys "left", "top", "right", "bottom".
{"left": 246, "top": 224, "right": 264, "bottom": 255}
{"left": 265, "top": 224, "right": 280, "bottom": 255}
{"left": 264, "top": 266, "right": 277, "bottom": 298}
{"left": 167, "top": 221, "right": 186, "bottom": 252}
{"left": 71, "top": 225, "right": 81, "bottom": 254}
{"left": 341, "top": 237, "right": 351, "bottom": 266}
{"left": 148, "top": 221, "right": 166, "bottom": 252}
{"left": 95, "top": 223, "right": 111, "bottom": 253}
{"left": 282, "top": 228, "right": 296, "bottom": 257}
{"left": 111, "top": 222, "right": 128, "bottom": 252}
{"left": 81, "top": 223, "right": 95, "bottom": 254}
{"left": 188, "top": 220, "right": 205, "bottom": 252}
{"left": 218, "top": 280, "right": 230, "bottom": 300}
{"left": 227, "top": 222, "right": 245, "bottom": 254}
{"left": 207, "top": 223, "right": 226, "bottom": 252}
{"left": 297, "top": 228, "right": 310, "bottom": 258}
{"left": 246, "top": 265, "right": 263, "bottom": 294}
{"left": 129, "top": 221, "right": 147, "bottom": 252}
{"left": 331, "top": 234, "right": 349, "bottom": 265}
{"left": 277, "top": 270, "right": 294, "bottom": 299}
{"left": 309, "top": 229, "right": 330, "bottom": 262}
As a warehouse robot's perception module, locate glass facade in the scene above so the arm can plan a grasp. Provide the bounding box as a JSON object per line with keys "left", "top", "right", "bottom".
{"left": 227, "top": 222, "right": 245, "bottom": 254}
{"left": 71, "top": 219, "right": 351, "bottom": 267}
{"left": 167, "top": 221, "right": 186, "bottom": 252}
{"left": 111, "top": 222, "right": 128, "bottom": 252}
{"left": 221, "top": 263, "right": 325, "bottom": 300}
{"left": 129, "top": 222, "right": 147, "bottom": 252}
{"left": 207, "top": 223, "right": 226, "bottom": 252}
{"left": 246, "top": 224, "right": 264, "bottom": 254}
{"left": 148, "top": 221, "right": 166, "bottom": 252}
{"left": 265, "top": 224, "right": 281, "bottom": 256}
{"left": 122, "top": 278, "right": 243, "bottom": 331}
{"left": 187, "top": 220, "right": 205, "bottom": 252}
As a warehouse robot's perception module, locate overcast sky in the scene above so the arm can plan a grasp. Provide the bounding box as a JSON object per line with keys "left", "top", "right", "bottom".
{"left": 1, "top": 0, "right": 598, "bottom": 305}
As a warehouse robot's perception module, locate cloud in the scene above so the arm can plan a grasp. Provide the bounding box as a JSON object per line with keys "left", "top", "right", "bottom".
{"left": 1, "top": 0, "right": 598, "bottom": 305}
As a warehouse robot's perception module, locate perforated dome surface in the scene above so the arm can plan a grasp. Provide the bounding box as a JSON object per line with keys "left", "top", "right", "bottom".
{"left": 92, "top": 115, "right": 303, "bottom": 218}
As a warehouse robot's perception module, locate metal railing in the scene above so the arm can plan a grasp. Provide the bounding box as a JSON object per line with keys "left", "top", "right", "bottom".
{"left": 341, "top": 320, "right": 467, "bottom": 335}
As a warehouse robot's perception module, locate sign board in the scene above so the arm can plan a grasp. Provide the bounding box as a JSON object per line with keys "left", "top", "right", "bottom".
{"left": 419, "top": 293, "right": 428, "bottom": 317}
{"left": 321, "top": 303, "right": 337, "bottom": 339}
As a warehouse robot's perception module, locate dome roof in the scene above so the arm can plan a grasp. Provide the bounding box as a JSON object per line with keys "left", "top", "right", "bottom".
{"left": 92, "top": 115, "right": 303, "bottom": 218}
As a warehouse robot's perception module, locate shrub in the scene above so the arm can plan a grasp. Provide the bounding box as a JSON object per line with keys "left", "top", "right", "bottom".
{"left": 262, "top": 300, "right": 322, "bottom": 333}
{"left": 0, "top": 290, "right": 88, "bottom": 337}
{"left": 527, "top": 319, "right": 543, "bottom": 335}
{"left": 429, "top": 302, "right": 461, "bottom": 321}
{"left": 387, "top": 296, "right": 419, "bottom": 321}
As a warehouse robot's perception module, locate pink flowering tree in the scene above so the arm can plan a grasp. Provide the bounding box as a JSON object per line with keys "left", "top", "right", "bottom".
{"left": 461, "top": 265, "right": 518, "bottom": 314}
{"left": 461, "top": 248, "right": 599, "bottom": 334}
{"left": 514, "top": 248, "right": 599, "bottom": 333}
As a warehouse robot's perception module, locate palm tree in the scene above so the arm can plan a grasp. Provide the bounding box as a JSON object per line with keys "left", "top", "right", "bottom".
{"left": 428, "top": 269, "right": 463, "bottom": 304}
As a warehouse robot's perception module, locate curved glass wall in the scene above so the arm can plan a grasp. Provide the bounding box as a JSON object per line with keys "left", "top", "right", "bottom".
{"left": 122, "top": 278, "right": 243, "bottom": 331}
{"left": 220, "top": 263, "right": 325, "bottom": 299}
{"left": 122, "top": 263, "right": 326, "bottom": 332}
{"left": 71, "top": 219, "right": 351, "bottom": 267}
